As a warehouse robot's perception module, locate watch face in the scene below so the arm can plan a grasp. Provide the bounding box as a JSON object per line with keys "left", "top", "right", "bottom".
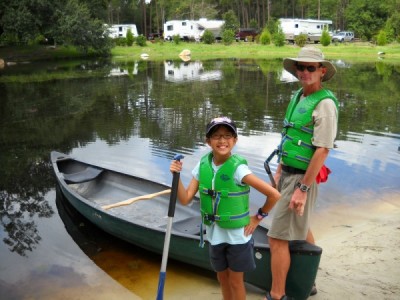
{"left": 297, "top": 182, "right": 309, "bottom": 192}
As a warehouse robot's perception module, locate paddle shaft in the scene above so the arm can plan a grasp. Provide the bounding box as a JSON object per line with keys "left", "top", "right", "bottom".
{"left": 160, "top": 171, "right": 180, "bottom": 270}
{"left": 264, "top": 149, "right": 277, "bottom": 188}
{"left": 264, "top": 160, "right": 276, "bottom": 188}
{"left": 156, "top": 154, "right": 183, "bottom": 300}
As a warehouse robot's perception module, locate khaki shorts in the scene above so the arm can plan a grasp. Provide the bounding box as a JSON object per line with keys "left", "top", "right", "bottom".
{"left": 267, "top": 171, "right": 317, "bottom": 241}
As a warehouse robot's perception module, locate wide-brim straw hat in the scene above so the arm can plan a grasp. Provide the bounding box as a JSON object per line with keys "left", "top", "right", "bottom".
{"left": 283, "top": 46, "right": 336, "bottom": 82}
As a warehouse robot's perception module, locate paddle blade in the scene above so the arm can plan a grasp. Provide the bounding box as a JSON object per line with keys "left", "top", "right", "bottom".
{"left": 156, "top": 272, "right": 166, "bottom": 300}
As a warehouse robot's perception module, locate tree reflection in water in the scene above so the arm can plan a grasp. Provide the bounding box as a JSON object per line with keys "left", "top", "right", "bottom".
{"left": 0, "top": 156, "right": 54, "bottom": 256}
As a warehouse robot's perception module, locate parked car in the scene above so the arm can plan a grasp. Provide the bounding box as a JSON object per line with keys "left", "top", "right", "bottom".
{"left": 147, "top": 32, "right": 163, "bottom": 41}
{"left": 332, "top": 31, "right": 354, "bottom": 42}
{"left": 235, "top": 28, "right": 258, "bottom": 42}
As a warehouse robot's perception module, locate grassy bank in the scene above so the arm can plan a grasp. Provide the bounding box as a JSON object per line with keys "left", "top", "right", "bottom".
{"left": 112, "top": 41, "right": 400, "bottom": 63}
{"left": 1, "top": 42, "right": 400, "bottom": 63}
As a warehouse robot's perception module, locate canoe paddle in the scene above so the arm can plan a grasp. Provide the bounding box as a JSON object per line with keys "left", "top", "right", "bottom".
{"left": 156, "top": 154, "right": 184, "bottom": 300}
{"left": 101, "top": 189, "right": 171, "bottom": 210}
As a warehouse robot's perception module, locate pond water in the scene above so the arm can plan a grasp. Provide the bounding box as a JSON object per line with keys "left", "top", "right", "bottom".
{"left": 1, "top": 56, "right": 399, "bottom": 299}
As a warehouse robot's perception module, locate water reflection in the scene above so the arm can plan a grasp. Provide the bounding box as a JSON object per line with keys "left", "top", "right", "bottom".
{"left": 164, "top": 60, "right": 222, "bottom": 82}
{"left": 0, "top": 157, "right": 54, "bottom": 256}
{"left": 0, "top": 58, "right": 399, "bottom": 298}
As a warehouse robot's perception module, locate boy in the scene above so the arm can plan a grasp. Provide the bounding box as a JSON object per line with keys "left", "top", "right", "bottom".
{"left": 170, "top": 116, "right": 280, "bottom": 300}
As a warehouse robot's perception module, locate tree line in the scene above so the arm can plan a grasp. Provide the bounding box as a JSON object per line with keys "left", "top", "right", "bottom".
{"left": 1, "top": 0, "right": 399, "bottom": 53}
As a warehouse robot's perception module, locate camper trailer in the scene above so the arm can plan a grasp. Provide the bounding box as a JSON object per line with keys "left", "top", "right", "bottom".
{"left": 196, "top": 19, "right": 225, "bottom": 40}
{"left": 279, "top": 18, "right": 332, "bottom": 43}
{"left": 163, "top": 19, "right": 224, "bottom": 41}
{"left": 107, "top": 24, "right": 138, "bottom": 39}
{"left": 164, "top": 60, "right": 222, "bottom": 83}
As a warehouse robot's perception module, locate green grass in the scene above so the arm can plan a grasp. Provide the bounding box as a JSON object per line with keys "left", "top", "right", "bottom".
{"left": 1, "top": 41, "right": 399, "bottom": 64}
{"left": 112, "top": 41, "right": 400, "bottom": 63}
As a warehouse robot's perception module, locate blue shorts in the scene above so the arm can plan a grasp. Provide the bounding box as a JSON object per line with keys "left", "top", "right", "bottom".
{"left": 209, "top": 238, "right": 256, "bottom": 272}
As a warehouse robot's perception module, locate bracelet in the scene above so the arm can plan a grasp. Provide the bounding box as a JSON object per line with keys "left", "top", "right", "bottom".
{"left": 256, "top": 207, "right": 268, "bottom": 220}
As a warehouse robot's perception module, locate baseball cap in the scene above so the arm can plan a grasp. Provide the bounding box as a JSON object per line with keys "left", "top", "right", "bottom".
{"left": 206, "top": 117, "right": 237, "bottom": 138}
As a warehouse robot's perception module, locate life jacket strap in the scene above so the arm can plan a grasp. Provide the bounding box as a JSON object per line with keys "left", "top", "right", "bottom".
{"left": 203, "top": 211, "right": 250, "bottom": 222}
{"left": 199, "top": 222, "right": 205, "bottom": 248}
{"left": 283, "top": 119, "right": 314, "bottom": 134}
{"left": 281, "top": 150, "right": 311, "bottom": 164}
{"left": 200, "top": 188, "right": 250, "bottom": 198}
{"left": 285, "top": 135, "right": 315, "bottom": 150}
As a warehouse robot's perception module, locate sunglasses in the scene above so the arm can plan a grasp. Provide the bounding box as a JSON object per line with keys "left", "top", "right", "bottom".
{"left": 295, "top": 64, "right": 322, "bottom": 72}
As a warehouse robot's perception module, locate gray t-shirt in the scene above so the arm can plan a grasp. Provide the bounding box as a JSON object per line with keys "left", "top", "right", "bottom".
{"left": 311, "top": 98, "right": 338, "bottom": 148}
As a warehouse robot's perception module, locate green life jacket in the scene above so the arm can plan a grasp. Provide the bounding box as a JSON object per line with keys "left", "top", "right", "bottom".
{"left": 199, "top": 152, "right": 250, "bottom": 229}
{"left": 279, "top": 88, "right": 339, "bottom": 170}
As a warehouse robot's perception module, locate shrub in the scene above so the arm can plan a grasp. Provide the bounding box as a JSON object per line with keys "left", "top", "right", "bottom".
{"left": 27, "top": 34, "right": 48, "bottom": 46}
{"left": 260, "top": 30, "right": 272, "bottom": 45}
{"left": 320, "top": 29, "right": 331, "bottom": 46}
{"left": 377, "top": 30, "right": 387, "bottom": 46}
{"left": 273, "top": 27, "right": 286, "bottom": 47}
{"left": 172, "top": 34, "right": 180, "bottom": 44}
{"left": 115, "top": 37, "right": 127, "bottom": 46}
{"left": 202, "top": 29, "right": 215, "bottom": 44}
{"left": 222, "top": 29, "right": 235, "bottom": 45}
{"left": 295, "top": 33, "right": 308, "bottom": 47}
{"left": 136, "top": 35, "right": 147, "bottom": 47}
{"left": 126, "top": 29, "right": 134, "bottom": 46}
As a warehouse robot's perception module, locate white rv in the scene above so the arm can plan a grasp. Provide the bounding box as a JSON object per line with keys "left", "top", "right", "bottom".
{"left": 164, "top": 60, "right": 222, "bottom": 83}
{"left": 196, "top": 18, "right": 225, "bottom": 40}
{"left": 107, "top": 24, "right": 138, "bottom": 39}
{"left": 163, "top": 19, "right": 224, "bottom": 41}
{"left": 279, "top": 18, "right": 332, "bottom": 43}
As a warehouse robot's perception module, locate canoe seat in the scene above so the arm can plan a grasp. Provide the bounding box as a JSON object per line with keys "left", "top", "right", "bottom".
{"left": 172, "top": 216, "right": 203, "bottom": 235}
{"left": 63, "top": 166, "right": 103, "bottom": 184}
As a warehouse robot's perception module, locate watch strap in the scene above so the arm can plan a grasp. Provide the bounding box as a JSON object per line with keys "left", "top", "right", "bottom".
{"left": 256, "top": 207, "right": 268, "bottom": 220}
{"left": 296, "top": 182, "right": 310, "bottom": 192}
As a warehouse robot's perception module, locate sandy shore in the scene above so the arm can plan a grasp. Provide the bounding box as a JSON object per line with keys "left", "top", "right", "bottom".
{"left": 308, "top": 194, "right": 400, "bottom": 300}
{"left": 188, "top": 193, "right": 400, "bottom": 300}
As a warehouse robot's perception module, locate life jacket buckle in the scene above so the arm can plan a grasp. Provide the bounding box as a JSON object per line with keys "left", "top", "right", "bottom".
{"left": 206, "top": 189, "right": 217, "bottom": 197}
{"left": 204, "top": 214, "right": 215, "bottom": 222}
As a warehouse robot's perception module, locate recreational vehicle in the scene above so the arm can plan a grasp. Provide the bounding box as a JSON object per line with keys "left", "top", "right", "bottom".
{"left": 163, "top": 19, "right": 224, "bottom": 41}
{"left": 107, "top": 24, "right": 138, "bottom": 39}
{"left": 164, "top": 60, "right": 222, "bottom": 83}
{"left": 279, "top": 18, "right": 332, "bottom": 43}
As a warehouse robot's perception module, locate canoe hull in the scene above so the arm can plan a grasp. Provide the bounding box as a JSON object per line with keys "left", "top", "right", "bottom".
{"left": 58, "top": 181, "right": 211, "bottom": 269}
{"left": 51, "top": 151, "right": 321, "bottom": 299}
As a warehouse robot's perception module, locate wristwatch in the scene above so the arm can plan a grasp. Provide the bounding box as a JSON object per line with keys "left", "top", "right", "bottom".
{"left": 296, "top": 182, "right": 310, "bottom": 192}
{"left": 256, "top": 207, "right": 268, "bottom": 220}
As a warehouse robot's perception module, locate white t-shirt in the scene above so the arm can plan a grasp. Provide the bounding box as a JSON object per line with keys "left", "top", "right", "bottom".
{"left": 192, "top": 158, "right": 252, "bottom": 245}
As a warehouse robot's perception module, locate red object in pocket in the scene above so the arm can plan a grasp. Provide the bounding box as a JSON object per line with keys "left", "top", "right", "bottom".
{"left": 316, "top": 165, "right": 331, "bottom": 184}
